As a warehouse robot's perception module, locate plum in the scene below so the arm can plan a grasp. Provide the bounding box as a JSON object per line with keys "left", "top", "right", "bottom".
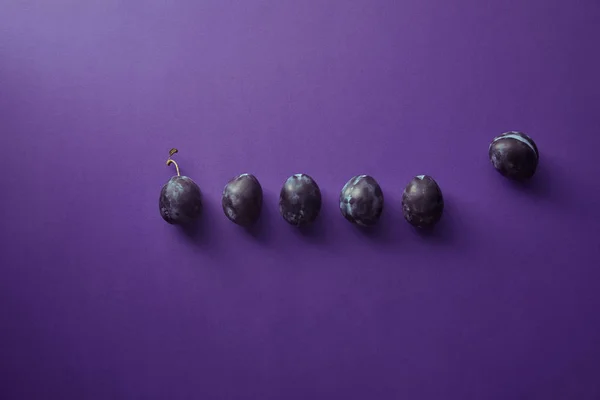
{"left": 402, "top": 175, "right": 444, "bottom": 229}
{"left": 489, "top": 131, "right": 539, "bottom": 180}
{"left": 159, "top": 148, "right": 202, "bottom": 225}
{"left": 279, "top": 174, "right": 322, "bottom": 227}
{"left": 339, "top": 175, "right": 384, "bottom": 226}
{"left": 222, "top": 173, "right": 263, "bottom": 226}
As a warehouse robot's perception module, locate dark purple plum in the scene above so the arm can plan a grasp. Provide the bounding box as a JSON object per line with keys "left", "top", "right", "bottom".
{"left": 279, "top": 174, "right": 322, "bottom": 227}
{"left": 159, "top": 148, "right": 202, "bottom": 225}
{"left": 339, "top": 175, "right": 384, "bottom": 227}
{"left": 222, "top": 173, "right": 263, "bottom": 227}
{"left": 489, "top": 131, "right": 539, "bottom": 180}
{"left": 402, "top": 175, "right": 444, "bottom": 229}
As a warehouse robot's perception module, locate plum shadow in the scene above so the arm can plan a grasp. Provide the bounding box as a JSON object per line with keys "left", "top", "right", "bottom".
{"left": 244, "top": 203, "right": 272, "bottom": 243}
{"left": 293, "top": 214, "right": 327, "bottom": 243}
{"left": 521, "top": 159, "right": 562, "bottom": 194}
{"left": 353, "top": 205, "right": 397, "bottom": 244}
{"left": 290, "top": 194, "right": 330, "bottom": 244}
{"left": 407, "top": 197, "right": 458, "bottom": 246}
{"left": 179, "top": 200, "right": 216, "bottom": 246}
{"left": 504, "top": 161, "right": 551, "bottom": 196}
{"left": 500, "top": 156, "right": 576, "bottom": 209}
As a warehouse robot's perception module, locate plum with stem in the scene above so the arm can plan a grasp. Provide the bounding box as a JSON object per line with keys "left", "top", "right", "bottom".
{"left": 159, "top": 148, "right": 202, "bottom": 225}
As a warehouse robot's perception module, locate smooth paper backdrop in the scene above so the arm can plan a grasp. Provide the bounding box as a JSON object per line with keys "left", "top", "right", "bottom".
{"left": 1, "top": 1, "right": 600, "bottom": 399}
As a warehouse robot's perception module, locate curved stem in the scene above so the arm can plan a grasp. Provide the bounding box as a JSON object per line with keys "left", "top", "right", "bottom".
{"left": 167, "top": 159, "right": 180, "bottom": 176}
{"left": 166, "top": 148, "right": 181, "bottom": 176}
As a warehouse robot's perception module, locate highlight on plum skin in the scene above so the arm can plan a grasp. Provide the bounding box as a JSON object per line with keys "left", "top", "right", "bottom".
{"left": 339, "top": 175, "right": 384, "bottom": 227}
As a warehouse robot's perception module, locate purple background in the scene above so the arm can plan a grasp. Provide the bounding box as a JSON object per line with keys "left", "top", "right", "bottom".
{"left": 1, "top": 0, "right": 600, "bottom": 399}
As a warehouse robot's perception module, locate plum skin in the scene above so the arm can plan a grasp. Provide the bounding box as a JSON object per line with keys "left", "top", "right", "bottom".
{"left": 402, "top": 175, "right": 444, "bottom": 229}
{"left": 489, "top": 131, "right": 539, "bottom": 180}
{"left": 222, "top": 173, "right": 263, "bottom": 227}
{"left": 279, "top": 174, "right": 322, "bottom": 227}
{"left": 159, "top": 176, "right": 202, "bottom": 225}
{"left": 339, "top": 175, "right": 384, "bottom": 227}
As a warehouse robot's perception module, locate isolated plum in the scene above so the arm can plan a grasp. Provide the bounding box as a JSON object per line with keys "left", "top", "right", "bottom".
{"left": 159, "top": 148, "right": 202, "bottom": 225}
{"left": 339, "top": 175, "right": 384, "bottom": 227}
{"left": 401, "top": 175, "right": 444, "bottom": 229}
{"left": 489, "top": 131, "right": 539, "bottom": 180}
{"left": 222, "top": 173, "right": 263, "bottom": 226}
{"left": 279, "top": 174, "right": 322, "bottom": 227}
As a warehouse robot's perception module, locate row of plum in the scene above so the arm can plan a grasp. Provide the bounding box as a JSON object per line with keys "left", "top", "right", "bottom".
{"left": 159, "top": 131, "right": 539, "bottom": 229}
